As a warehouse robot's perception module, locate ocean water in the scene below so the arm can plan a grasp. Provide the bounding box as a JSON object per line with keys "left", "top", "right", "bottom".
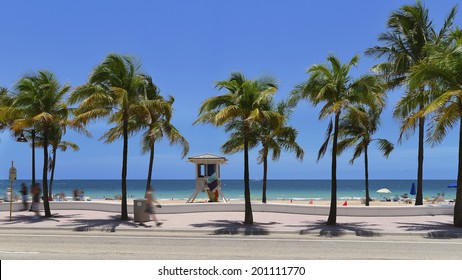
{"left": 0, "top": 179, "right": 457, "bottom": 201}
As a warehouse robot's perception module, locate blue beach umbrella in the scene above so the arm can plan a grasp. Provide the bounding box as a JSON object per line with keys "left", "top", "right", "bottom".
{"left": 410, "top": 182, "right": 416, "bottom": 196}
{"left": 448, "top": 183, "right": 457, "bottom": 188}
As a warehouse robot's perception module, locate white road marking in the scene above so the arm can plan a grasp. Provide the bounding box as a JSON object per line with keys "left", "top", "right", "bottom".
{"left": 0, "top": 250, "right": 40, "bottom": 254}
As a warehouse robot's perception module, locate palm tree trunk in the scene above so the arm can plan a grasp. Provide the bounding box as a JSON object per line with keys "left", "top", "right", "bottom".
{"left": 262, "top": 151, "right": 268, "bottom": 203}
{"left": 364, "top": 145, "right": 370, "bottom": 207}
{"left": 416, "top": 110, "right": 425, "bottom": 206}
{"left": 32, "top": 129, "right": 36, "bottom": 186}
{"left": 145, "top": 143, "right": 155, "bottom": 196}
{"left": 49, "top": 148, "right": 57, "bottom": 201}
{"left": 244, "top": 123, "right": 253, "bottom": 225}
{"left": 120, "top": 113, "right": 129, "bottom": 220}
{"left": 327, "top": 113, "right": 340, "bottom": 225}
{"left": 29, "top": 129, "right": 36, "bottom": 211}
{"left": 454, "top": 110, "right": 462, "bottom": 227}
{"left": 42, "top": 129, "right": 52, "bottom": 217}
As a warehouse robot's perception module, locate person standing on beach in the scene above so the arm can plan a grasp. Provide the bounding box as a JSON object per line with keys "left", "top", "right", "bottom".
{"left": 20, "top": 183, "right": 29, "bottom": 211}
{"left": 145, "top": 185, "right": 162, "bottom": 226}
{"left": 30, "top": 183, "right": 41, "bottom": 219}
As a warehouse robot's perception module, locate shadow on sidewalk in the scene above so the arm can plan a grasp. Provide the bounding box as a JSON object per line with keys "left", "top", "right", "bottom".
{"left": 1, "top": 213, "right": 78, "bottom": 224}
{"left": 58, "top": 215, "right": 138, "bottom": 232}
{"left": 289, "top": 220, "right": 382, "bottom": 237}
{"left": 190, "top": 219, "right": 277, "bottom": 235}
{"left": 397, "top": 221, "right": 462, "bottom": 239}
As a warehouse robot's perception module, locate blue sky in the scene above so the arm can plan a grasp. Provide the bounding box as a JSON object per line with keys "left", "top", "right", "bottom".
{"left": 0, "top": 0, "right": 461, "bottom": 180}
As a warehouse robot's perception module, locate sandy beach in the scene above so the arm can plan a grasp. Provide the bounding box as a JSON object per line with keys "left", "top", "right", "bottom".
{"left": 87, "top": 197, "right": 450, "bottom": 207}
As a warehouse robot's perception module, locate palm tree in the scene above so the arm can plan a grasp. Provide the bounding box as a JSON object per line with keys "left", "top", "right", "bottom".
{"left": 258, "top": 101, "right": 304, "bottom": 203}
{"left": 138, "top": 76, "right": 189, "bottom": 193}
{"left": 366, "top": 1, "right": 457, "bottom": 205}
{"left": 338, "top": 105, "right": 394, "bottom": 206}
{"left": 35, "top": 120, "right": 87, "bottom": 200}
{"left": 291, "top": 54, "right": 382, "bottom": 225}
{"left": 221, "top": 100, "right": 304, "bottom": 203}
{"left": 195, "top": 72, "right": 280, "bottom": 225}
{"left": 407, "top": 29, "right": 462, "bottom": 226}
{"left": 10, "top": 70, "right": 71, "bottom": 217}
{"left": 222, "top": 101, "right": 304, "bottom": 203}
{"left": 48, "top": 125, "right": 80, "bottom": 200}
{"left": 69, "top": 54, "right": 146, "bottom": 220}
{"left": 0, "top": 87, "right": 12, "bottom": 131}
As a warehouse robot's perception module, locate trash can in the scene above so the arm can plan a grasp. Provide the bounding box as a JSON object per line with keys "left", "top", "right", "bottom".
{"left": 134, "top": 199, "right": 150, "bottom": 222}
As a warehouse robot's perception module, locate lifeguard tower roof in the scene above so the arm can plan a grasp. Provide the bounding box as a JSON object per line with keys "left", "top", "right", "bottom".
{"left": 187, "top": 153, "right": 228, "bottom": 164}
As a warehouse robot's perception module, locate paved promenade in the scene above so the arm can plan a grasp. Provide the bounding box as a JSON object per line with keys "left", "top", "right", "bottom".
{"left": 1, "top": 208, "right": 462, "bottom": 237}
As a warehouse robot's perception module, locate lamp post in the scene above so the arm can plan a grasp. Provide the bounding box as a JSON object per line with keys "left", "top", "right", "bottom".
{"left": 17, "top": 129, "right": 35, "bottom": 186}
{"left": 8, "top": 161, "right": 17, "bottom": 221}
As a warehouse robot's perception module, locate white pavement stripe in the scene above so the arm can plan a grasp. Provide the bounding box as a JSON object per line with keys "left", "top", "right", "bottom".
{"left": 1, "top": 233, "right": 462, "bottom": 246}
{"left": 0, "top": 250, "right": 40, "bottom": 254}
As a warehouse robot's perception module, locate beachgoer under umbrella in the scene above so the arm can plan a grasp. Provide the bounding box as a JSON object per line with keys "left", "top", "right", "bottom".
{"left": 145, "top": 185, "right": 162, "bottom": 227}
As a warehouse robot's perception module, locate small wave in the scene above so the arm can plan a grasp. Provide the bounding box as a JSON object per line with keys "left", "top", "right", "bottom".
{"left": 287, "top": 197, "right": 323, "bottom": 201}
{"left": 339, "top": 197, "right": 362, "bottom": 200}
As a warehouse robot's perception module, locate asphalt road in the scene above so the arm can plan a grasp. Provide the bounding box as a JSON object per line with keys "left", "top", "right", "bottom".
{"left": 1, "top": 229, "right": 462, "bottom": 260}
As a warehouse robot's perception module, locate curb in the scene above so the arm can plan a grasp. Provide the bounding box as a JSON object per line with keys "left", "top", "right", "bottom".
{"left": 1, "top": 225, "right": 460, "bottom": 238}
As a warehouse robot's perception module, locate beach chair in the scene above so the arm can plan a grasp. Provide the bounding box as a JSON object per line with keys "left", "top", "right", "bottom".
{"left": 402, "top": 198, "right": 413, "bottom": 204}
{"left": 431, "top": 193, "right": 445, "bottom": 204}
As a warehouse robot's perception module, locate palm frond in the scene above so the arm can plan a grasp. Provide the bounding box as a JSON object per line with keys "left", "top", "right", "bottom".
{"left": 350, "top": 144, "right": 365, "bottom": 164}
{"left": 317, "top": 119, "right": 333, "bottom": 161}
{"left": 427, "top": 102, "right": 460, "bottom": 145}
{"left": 376, "top": 138, "right": 394, "bottom": 157}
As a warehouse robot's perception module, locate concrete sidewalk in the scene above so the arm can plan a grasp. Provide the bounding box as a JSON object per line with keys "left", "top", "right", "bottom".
{"left": 1, "top": 209, "right": 462, "bottom": 237}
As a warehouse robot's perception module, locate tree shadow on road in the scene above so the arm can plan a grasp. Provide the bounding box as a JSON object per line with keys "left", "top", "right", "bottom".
{"left": 190, "top": 219, "right": 278, "bottom": 235}
{"left": 287, "top": 220, "right": 382, "bottom": 237}
{"left": 397, "top": 221, "right": 462, "bottom": 239}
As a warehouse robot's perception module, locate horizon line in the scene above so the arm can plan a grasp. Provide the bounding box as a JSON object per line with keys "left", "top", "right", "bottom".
{"left": 0, "top": 178, "right": 456, "bottom": 181}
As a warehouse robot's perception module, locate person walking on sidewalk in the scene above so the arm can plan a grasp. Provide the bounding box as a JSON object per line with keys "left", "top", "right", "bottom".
{"left": 30, "top": 183, "right": 41, "bottom": 219}
{"left": 145, "top": 185, "right": 162, "bottom": 227}
{"left": 20, "top": 183, "right": 29, "bottom": 211}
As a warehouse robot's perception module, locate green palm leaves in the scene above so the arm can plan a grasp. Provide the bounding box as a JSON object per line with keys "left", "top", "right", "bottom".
{"left": 11, "top": 70, "right": 72, "bottom": 217}
{"left": 137, "top": 76, "right": 189, "bottom": 194}
{"left": 292, "top": 54, "right": 384, "bottom": 225}
{"left": 367, "top": 1, "right": 457, "bottom": 206}
{"left": 0, "top": 87, "right": 12, "bottom": 131}
{"left": 13, "top": 71, "right": 70, "bottom": 131}
{"left": 259, "top": 101, "right": 304, "bottom": 203}
{"left": 196, "top": 72, "right": 281, "bottom": 225}
{"left": 2, "top": 54, "right": 187, "bottom": 221}
{"left": 406, "top": 30, "right": 462, "bottom": 226}
{"left": 220, "top": 100, "right": 304, "bottom": 204}
{"left": 71, "top": 54, "right": 145, "bottom": 220}
{"left": 71, "top": 54, "right": 188, "bottom": 220}
{"left": 338, "top": 106, "right": 394, "bottom": 206}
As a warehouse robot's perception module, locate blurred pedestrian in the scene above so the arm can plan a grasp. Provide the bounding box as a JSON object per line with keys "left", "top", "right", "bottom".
{"left": 20, "top": 183, "right": 29, "bottom": 211}
{"left": 145, "top": 185, "right": 162, "bottom": 226}
{"left": 30, "top": 183, "right": 41, "bottom": 219}
{"left": 73, "top": 188, "right": 79, "bottom": 201}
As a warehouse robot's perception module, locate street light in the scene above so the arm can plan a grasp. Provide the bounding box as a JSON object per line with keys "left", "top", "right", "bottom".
{"left": 17, "top": 129, "right": 36, "bottom": 186}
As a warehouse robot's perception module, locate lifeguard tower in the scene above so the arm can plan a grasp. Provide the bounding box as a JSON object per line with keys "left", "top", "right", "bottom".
{"left": 187, "top": 153, "right": 228, "bottom": 203}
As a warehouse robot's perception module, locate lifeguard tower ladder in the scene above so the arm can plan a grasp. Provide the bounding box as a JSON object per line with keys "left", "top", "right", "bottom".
{"left": 187, "top": 153, "right": 228, "bottom": 203}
